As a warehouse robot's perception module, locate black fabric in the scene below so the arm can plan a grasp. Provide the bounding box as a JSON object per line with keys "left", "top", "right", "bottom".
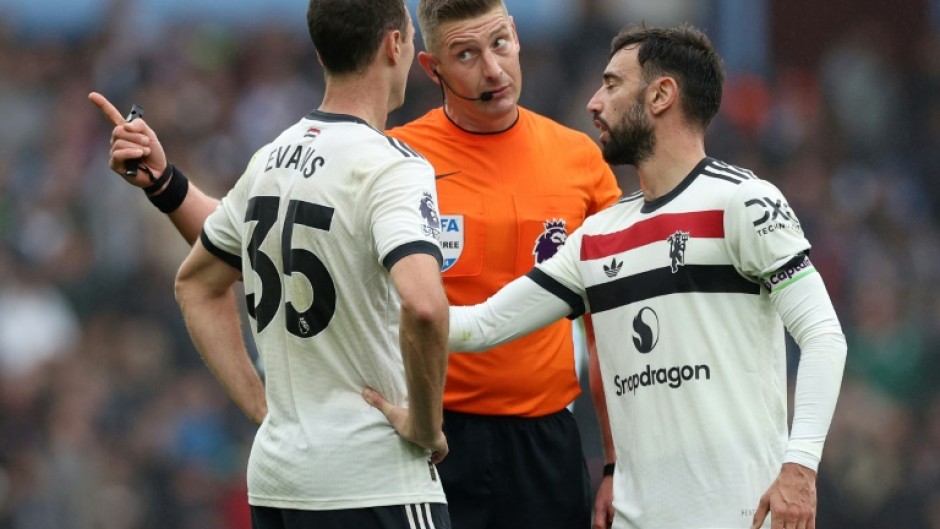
{"left": 143, "top": 163, "right": 173, "bottom": 194}
{"left": 383, "top": 240, "right": 444, "bottom": 271}
{"left": 437, "top": 409, "right": 591, "bottom": 529}
{"left": 251, "top": 503, "right": 450, "bottom": 529}
{"left": 525, "top": 268, "right": 585, "bottom": 319}
{"left": 305, "top": 109, "right": 371, "bottom": 127}
{"left": 146, "top": 164, "right": 190, "bottom": 213}
{"left": 200, "top": 230, "right": 241, "bottom": 270}
{"left": 585, "top": 264, "right": 760, "bottom": 313}
{"left": 640, "top": 157, "right": 711, "bottom": 213}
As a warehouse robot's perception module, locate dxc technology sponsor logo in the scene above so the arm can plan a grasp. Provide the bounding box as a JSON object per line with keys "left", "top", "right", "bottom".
{"left": 744, "top": 196, "right": 802, "bottom": 236}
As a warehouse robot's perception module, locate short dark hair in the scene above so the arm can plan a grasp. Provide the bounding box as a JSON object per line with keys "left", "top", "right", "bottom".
{"left": 417, "top": 0, "right": 506, "bottom": 52}
{"left": 610, "top": 24, "right": 724, "bottom": 130}
{"left": 307, "top": 0, "right": 409, "bottom": 75}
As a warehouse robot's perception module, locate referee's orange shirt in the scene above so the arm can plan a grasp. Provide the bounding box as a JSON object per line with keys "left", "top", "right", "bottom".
{"left": 389, "top": 107, "right": 622, "bottom": 417}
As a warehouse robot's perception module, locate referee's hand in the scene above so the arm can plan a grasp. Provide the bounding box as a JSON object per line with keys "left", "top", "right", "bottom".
{"left": 363, "top": 388, "right": 448, "bottom": 464}
{"left": 88, "top": 92, "right": 168, "bottom": 189}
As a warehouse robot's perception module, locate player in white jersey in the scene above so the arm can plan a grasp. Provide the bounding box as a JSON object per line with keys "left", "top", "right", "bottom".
{"left": 198, "top": 109, "right": 449, "bottom": 513}
{"left": 441, "top": 26, "right": 846, "bottom": 529}
{"left": 93, "top": 1, "right": 451, "bottom": 528}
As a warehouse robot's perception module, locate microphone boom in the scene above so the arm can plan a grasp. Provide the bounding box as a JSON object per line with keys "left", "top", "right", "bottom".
{"left": 436, "top": 70, "right": 494, "bottom": 102}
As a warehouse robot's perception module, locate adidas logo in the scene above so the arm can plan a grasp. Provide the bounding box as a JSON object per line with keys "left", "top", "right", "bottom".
{"left": 603, "top": 257, "right": 623, "bottom": 278}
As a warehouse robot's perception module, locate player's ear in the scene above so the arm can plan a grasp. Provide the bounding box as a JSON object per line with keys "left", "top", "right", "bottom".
{"left": 418, "top": 52, "right": 440, "bottom": 84}
{"left": 385, "top": 28, "right": 404, "bottom": 64}
{"left": 648, "top": 76, "right": 678, "bottom": 116}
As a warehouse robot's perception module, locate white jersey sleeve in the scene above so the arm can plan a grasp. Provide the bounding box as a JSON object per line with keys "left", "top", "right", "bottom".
{"left": 727, "top": 177, "right": 846, "bottom": 471}
{"left": 531, "top": 223, "right": 590, "bottom": 314}
{"left": 367, "top": 156, "right": 442, "bottom": 270}
{"left": 448, "top": 221, "right": 588, "bottom": 352}
{"left": 202, "top": 149, "right": 266, "bottom": 266}
{"left": 770, "top": 270, "right": 846, "bottom": 470}
{"left": 724, "top": 179, "right": 811, "bottom": 279}
{"left": 449, "top": 276, "right": 573, "bottom": 352}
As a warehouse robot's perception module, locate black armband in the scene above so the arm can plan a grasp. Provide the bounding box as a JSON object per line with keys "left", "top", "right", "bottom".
{"left": 143, "top": 164, "right": 171, "bottom": 195}
{"left": 145, "top": 164, "right": 190, "bottom": 213}
{"left": 602, "top": 462, "right": 615, "bottom": 477}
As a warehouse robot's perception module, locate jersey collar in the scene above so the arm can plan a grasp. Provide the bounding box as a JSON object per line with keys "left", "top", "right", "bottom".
{"left": 306, "top": 109, "right": 372, "bottom": 128}
{"left": 440, "top": 106, "right": 521, "bottom": 136}
{"left": 640, "top": 157, "right": 714, "bottom": 214}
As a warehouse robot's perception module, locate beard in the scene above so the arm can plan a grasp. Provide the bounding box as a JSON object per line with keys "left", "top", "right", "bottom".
{"left": 601, "top": 95, "right": 656, "bottom": 167}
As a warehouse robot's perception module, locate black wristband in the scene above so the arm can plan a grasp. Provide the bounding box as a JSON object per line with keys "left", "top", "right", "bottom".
{"left": 146, "top": 164, "right": 190, "bottom": 213}
{"left": 143, "top": 164, "right": 172, "bottom": 195}
{"left": 602, "top": 463, "right": 615, "bottom": 477}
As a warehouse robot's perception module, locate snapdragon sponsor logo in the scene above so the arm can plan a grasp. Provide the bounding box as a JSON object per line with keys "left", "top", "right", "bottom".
{"left": 632, "top": 307, "right": 659, "bottom": 353}
{"left": 614, "top": 306, "right": 712, "bottom": 396}
{"left": 613, "top": 364, "right": 712, "bottom": 396}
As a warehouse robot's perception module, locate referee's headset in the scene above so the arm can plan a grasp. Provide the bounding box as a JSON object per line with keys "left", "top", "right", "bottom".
{"left": 433, "top": 69, "right": 494, "bottom": 102}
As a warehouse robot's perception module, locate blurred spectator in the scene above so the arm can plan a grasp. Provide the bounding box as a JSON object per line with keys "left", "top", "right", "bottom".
{"left": 819, "top": 21, "right": 904, "bottom": 159}
{"left": 0, "top": 255, "right": 79, "bottom": 378}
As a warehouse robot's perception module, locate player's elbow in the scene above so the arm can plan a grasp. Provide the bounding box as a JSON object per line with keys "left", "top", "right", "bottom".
{"left": 401, "top": 290, "right": 449, "bottom": 329}
{"left": 390, "top": 254, "right": 449, "bottom": 331}
{"left": 174, "top": 267, "right": 196, "bottom": 311}
{"left": 174, "top": 257, "right": 208, "bottom": 312}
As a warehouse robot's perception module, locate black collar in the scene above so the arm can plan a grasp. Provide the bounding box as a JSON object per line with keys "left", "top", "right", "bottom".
{"left": 640, "top": 157, "right": 713, "bottom": 213}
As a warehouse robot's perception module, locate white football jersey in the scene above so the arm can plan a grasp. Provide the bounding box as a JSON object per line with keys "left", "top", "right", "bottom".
{"left": 535, "top": 158, "right": 811, "bottom": 528}
{"left": 202, "top": 110, "right": 446, "bottom": 510}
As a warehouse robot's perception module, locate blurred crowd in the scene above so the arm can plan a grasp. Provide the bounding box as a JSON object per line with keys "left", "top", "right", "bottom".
{"left": 2, "top": 2, "right": 940, "bottom": 528}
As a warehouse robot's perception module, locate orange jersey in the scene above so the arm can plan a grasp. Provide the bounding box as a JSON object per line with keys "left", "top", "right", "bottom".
{"left": 389, "top": 107, "right": 621, "bottom": 416}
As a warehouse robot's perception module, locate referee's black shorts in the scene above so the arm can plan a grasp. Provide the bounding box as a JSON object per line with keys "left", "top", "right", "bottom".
{"left": 251, "top": 503, "right": 450, "bottom": 529}
{"left": 437, "top": 408, "right": 591, "bottom": 529}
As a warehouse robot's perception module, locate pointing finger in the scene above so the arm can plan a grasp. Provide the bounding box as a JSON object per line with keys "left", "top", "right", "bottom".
{"left": 88, "top": 92, "right": 125, "bottom": 126}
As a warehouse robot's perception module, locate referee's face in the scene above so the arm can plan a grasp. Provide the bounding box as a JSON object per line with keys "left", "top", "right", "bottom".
{"left": 432, "top": 8, "right": 522, "bottom": 120}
